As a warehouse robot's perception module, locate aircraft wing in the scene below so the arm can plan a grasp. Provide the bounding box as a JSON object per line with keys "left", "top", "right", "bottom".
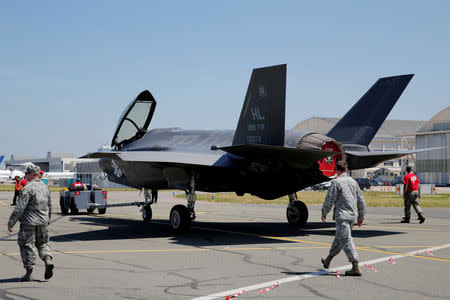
{"left": 81, "top": 151, "right": 225, "bottom": 167}
{"left": 82, "top": 145, "right": 336, "bottom": 169}
{"left": 346, "top": 146, "right": 448, "bottom": 169}
{"left": 219, "top": 144, "right": 337, "bottom": 168}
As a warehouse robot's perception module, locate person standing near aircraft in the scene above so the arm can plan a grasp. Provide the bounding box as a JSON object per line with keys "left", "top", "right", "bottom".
{"left": 7, "top": 164, "right": 54, "bottom": 281}
{"left": 401, "top": 166, "right": 425, "bottom": 223}
{"left": 11, "top": 176, "right": 22, "bottom": 205}
{"left": 321, "top": 161, "right": 366, "bottom": 276}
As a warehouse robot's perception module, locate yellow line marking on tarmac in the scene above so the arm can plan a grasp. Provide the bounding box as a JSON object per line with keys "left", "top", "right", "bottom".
{"left": 61, "top": 249, "right": 210, "bottom": 254}
{"left": 193, "top": 226, "right": 450, "bottom": 262}
{"left": 1, "top": 246, "right": 329, "bottom": 256}
{"left": 3, "top": 243, "right": 447, "bottom": 262}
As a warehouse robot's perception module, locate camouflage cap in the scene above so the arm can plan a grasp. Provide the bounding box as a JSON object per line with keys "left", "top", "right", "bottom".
{"left": 25, "top": 164, "right": 41, "bottom": 175}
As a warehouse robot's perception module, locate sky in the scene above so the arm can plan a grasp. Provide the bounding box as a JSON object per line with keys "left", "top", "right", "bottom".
{"left": 1, "top": 0, "right": 450, "bottom": 160}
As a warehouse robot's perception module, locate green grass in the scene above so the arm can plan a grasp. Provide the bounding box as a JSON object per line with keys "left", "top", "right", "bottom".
{"left": 3, "top": 184, "right": 449, "bottom": 207}
{"left": 0, "top": 185, "right": 137, "bottom": 192}
{"left": 177, "top": 191, "right": 450, "bottom": 208}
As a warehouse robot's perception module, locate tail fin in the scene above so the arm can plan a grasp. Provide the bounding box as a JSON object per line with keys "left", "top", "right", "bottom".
{"left": 232, "top": 64, "right": 286, "bottom": 146}
{"left": 0, "top": 155, "right": 4, "bottom": 166}
{"left": 327, "top": 74, "right": 414, "bottom": 146}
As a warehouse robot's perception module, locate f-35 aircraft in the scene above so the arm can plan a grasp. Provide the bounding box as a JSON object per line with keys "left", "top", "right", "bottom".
{"left": 84, "top": 64, "right": 421, "bottom": 231}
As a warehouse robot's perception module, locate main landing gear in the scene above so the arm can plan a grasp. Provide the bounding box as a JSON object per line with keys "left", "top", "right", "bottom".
{"left": 286, "top": 193, "right": 309, "bottom": 226}
{"left": 169, "top": 175, "right": 196, "bottom": 232}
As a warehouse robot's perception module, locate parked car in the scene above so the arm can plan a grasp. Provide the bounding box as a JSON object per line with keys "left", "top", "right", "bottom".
{"left": 355, "top": 178, "right": 371, "bottom": 190}
{"left": 311, "top": 180, "right": 332, "bottom": 191}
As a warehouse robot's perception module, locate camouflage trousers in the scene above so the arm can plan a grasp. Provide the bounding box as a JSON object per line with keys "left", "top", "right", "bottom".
{"left": 18, "top": 224, "right": 52, "bottom": 269}
{"left": 328, "top": 220, "right": 359, "bottom": 262}
{"left": 404, "top": 191, "right": 423, "bottom": 219}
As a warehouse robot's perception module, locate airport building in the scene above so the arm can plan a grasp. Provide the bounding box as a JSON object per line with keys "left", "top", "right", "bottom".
{"left": 293, "top": 118, "right": 426, "bottom": 178}
{"left": 5, "top": 152, "right": 78, "bottom": 172}
{"left": 415, "top": 107, "right": 450, "bottom": 186}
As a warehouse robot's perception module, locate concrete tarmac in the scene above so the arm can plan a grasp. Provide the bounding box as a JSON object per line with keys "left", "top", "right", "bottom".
{"left": 0, "top": 190, "right": 449, "bottom": 299}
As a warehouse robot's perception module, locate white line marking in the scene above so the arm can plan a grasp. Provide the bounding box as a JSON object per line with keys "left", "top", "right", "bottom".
{"left": 192, "top": 243, "right": 450, "bottom": 300}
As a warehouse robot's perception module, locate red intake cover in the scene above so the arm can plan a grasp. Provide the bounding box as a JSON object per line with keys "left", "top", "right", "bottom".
{"left": 318, "top": 142, "right": 342, "bottom": 177}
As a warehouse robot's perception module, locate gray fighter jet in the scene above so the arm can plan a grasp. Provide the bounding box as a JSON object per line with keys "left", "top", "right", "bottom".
{"left": 84, "top": 64, "right": 421, "bottom": 231}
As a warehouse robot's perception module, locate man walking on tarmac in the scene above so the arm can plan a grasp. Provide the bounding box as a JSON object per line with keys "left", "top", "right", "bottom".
{"left": 321, "top": 161, "right": 366, "bottom": 276}
{"left": 401, "top": 166, "right": 425, "bottom": 223}
{"left": 7, "top": 164, "right": 54, "bottom": 282}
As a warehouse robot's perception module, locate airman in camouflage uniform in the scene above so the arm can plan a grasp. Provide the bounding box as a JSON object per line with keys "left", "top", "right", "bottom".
{"left": 7, "top": 164, "right": 54, "bottom": 282}
{"left": 321, "top": 161, "right": 366, "bottom": 276}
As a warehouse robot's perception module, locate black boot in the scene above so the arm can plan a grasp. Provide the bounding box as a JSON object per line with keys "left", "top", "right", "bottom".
{"left": 345, "top": 260, "right": 362, "bottom": 276}
{"left": 418, "top": 213, "right": 426, "bottom": 224}
{"left": 44, "top": 256, "right": 54, "bottom": 280}
{"left": 20, "top": 268, "right": 33, "bottom": 282}
{"left": 321, "top": 255, "right": 333, "bottom": 269}
{"left": 401, "top": 217, "right": 410, "bottom": 223}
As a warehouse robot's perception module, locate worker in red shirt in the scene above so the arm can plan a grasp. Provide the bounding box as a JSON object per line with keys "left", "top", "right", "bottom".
{"left": 11, "top": 176, "right": 22, "bottom": 205}
{"left": 401, "top": 166, "right": 425, "bottom": 223}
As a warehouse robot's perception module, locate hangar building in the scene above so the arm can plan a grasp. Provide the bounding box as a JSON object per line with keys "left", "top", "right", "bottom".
{"left": 415, "top": 107, "right": 450, "bottom": 186}
{"left": 5, "top": 152, "right": 77, "bottom": 172}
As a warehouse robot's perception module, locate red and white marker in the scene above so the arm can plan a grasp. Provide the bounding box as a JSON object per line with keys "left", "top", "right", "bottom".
{"left": 364, "top": 264, "right": 377, "bottom": 272}
{"left": 257, "top": 281, "right": 279, "bottom": 295}
{"left": 225, "top": 289, "right": 246, "bottom": 299}
{"left": 336, "top": 270, "right": 342, "bottom": 279}
{"left": 426, "top": 250, "right": 434, "bottom": 256}
{"left": 389, "top": 257, "right": 396, "bottom": 264}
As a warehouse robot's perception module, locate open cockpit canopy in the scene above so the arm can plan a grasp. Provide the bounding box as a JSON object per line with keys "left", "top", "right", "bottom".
{"left": 111, "top": 90, "right": 156, "bottom": 149}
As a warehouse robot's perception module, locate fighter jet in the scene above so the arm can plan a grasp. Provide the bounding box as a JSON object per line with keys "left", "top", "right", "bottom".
{"left": 84, "top": 64, "right": 422, "bottom": 231}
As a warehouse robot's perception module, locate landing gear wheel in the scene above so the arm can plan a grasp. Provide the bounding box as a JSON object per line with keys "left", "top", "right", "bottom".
{"left": 286, "top": 201, "right": 309, "bottom": 226}
{"left": 70, "top": 197, "right": 79, "bottom": 215}
{"left": 169, "top": 205, "right": 191, "bottom": 231}
{"left": 98, "top": 208, "right": 106, "bottom": 214}
{"left": 60, "top": 197, "right": 68, "bottom": 215}
{"left": 142, "top": 205, "right": 152, "bottom": 222}
{"left": 87, "top": 208, "right": 95, "bottom": 214}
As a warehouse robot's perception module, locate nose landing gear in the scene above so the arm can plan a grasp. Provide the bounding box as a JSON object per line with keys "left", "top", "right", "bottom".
{"left": 141, "top": 188, "right": 158, "bottom": 222}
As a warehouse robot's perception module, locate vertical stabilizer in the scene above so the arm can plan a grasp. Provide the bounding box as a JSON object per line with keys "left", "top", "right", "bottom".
{"left": 232, "top": 64, "right": 287, "bottom": 146}
{"left": 327, "top": 74, "right": 413, "bottom": 146}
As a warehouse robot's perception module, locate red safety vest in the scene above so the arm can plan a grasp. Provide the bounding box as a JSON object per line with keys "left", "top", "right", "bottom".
{"left": 14, "top": 179, "right": 21, "bottom": 191}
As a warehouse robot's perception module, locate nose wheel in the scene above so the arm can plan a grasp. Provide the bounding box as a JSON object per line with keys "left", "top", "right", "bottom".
{"left": 141, "top": 188, "right": 157, "bottom": 221}
{"left": 142, "top": 205, "right": 152, "bottom": 221}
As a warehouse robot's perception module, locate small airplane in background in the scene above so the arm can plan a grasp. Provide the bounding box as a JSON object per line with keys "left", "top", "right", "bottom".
{"left": 0, "top": 169, "right": 24, "bottom": 184}
{"left": 83, "top": 64, "right": 436, "bottom": 231}
{"left": 0, "top": 161, "right": 75, "bottom": 183}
